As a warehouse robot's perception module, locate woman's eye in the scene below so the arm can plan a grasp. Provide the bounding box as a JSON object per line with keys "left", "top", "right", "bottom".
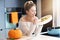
{"left": 32, "top": 10, "right": 35, "bottom": 12}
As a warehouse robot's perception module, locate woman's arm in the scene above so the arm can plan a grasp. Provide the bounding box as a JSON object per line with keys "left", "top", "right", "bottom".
{"left": 33, "top": 16, "right": 43, "bottom": 36}
{"left": 27, "top": 24, "right": 36, "bottom": 36}
{"left": 34, "top": 23, "right": 43, "bottom": 36}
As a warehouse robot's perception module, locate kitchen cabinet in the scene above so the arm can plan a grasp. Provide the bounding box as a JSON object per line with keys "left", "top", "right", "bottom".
{"left": 0, "top": 0, "right": 29, "bottom": 39}
{"left": 5, "top": 0, "right": 24, "bottom": 7}
{"left": 5, "top": 0, "right": 26, "bottom": 39}
{"left": 41, "top": 0, "right": 53, "bottom": 32}
{"left": 0, "top": 0, "right": 6, "bottom": 39}
{"left": 0, "top": 29, "right": 6, "bottom": 40}
{"left": 0, "top": 0, "right": 5, "bottom": 29}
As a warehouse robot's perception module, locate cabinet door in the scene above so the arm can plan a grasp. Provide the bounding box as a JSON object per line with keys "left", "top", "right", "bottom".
{"left": 5, "top": 0, "right": 24, "bottom": 7}
{"left": 0, "top": 0, "right": 6, "bottom": 40}
{"left": 0, "top": 29, "right": 6, "bottom": 40}
{"left": 5, "top": 0, "right": 18, "bottom": 7}
{"left": 41, "top": 0, "right": 53, "bottom": 32}
{"left": 5, "top": 28, "right": 12, "bottom": 38}
{"left": 0, "top": 0, "right": 5, "bottom": 29}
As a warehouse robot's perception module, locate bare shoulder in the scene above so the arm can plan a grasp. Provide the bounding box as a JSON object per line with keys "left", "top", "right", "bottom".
{"left": 19, "top": 16, "right": 26, "bottom": 22}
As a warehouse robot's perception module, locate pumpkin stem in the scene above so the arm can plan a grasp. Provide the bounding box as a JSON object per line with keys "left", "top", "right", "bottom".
{"left": 14, "top": 28, "right": 16, "bottom": 30}
{"left": 10, "top": 38, "right": 14, "bottom": 40}
{"left": 14, "top": 28, "right": 19, "bottom": 30}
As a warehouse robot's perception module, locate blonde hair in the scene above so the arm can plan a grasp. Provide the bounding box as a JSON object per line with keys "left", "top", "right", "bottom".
{"left": 24, "top": 1, "right": 36, "bottom": 11}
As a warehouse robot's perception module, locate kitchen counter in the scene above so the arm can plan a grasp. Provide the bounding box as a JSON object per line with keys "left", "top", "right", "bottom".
{"left": 7, "top": 33, "right": 60, "bottom": 40}
{"left": 0, "top": 33, "right": 60, "bottom": 40}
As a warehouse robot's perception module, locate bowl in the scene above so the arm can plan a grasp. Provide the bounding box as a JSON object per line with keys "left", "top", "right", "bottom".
{"left": 47, "top": 27, "right": 60, "bottom": 35}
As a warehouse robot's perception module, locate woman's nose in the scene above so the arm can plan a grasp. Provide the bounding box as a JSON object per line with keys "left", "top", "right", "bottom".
{"left": 34, "top": 11, "right": 36, "bottom": 14}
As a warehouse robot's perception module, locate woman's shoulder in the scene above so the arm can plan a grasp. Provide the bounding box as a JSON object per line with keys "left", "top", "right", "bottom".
{"left": 19, "top": 16, "right": 26, "bottom": 22}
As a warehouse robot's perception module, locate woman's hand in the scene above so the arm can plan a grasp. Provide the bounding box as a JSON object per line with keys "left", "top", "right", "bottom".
{"left": 33, "top": 17, "right": 39, "bottom": 24}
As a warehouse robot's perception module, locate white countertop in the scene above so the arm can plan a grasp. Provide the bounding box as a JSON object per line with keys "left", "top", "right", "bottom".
{"left": 16, "top": 32, "right": 60, "bottom": 40}
{"left": 6, "top": 32, "right": 60, "bottom": 40}
{"left": 13, "top": 34, "right": 60, "bottom": 40}
{"left": 9, "top": 35, "right": 60, "bottom": 40}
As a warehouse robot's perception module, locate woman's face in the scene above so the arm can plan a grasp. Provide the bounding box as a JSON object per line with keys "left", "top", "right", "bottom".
{"left": 26, "top": 6, "right": 36, "bottom": 17}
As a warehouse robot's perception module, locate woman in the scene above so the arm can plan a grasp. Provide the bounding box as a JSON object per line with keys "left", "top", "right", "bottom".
{"left": 18, "top": 1, "right": 43, "bottom": 36}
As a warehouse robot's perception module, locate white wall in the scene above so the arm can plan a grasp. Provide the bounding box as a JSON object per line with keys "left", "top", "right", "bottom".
{"left": 56, "top": 0, "right": 60, "bottom": 26}
{"left": 37, "top": 0, "right": 41, "bottom": 18}
{"left": 53, "top": 0, "right": 60, "bottom": 27}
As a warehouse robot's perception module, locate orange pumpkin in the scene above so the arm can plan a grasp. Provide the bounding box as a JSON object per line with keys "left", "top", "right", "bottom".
{"left": 8, "top": 28, "right": 23, "bottom": 39}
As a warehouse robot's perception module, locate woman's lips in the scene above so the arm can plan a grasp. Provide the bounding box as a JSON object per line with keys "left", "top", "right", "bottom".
{"left": 32, "top": 14, "right": 35, "bottom": 16}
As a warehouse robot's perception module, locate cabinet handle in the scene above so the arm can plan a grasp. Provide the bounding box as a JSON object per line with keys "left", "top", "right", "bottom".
{"left": 0, "top": 29, "right": 3, "bottom": 31}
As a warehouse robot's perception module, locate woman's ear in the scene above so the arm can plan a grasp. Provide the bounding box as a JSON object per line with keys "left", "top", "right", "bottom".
{"left": 26, "top": 10, "right": 29, "bottom": 14}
